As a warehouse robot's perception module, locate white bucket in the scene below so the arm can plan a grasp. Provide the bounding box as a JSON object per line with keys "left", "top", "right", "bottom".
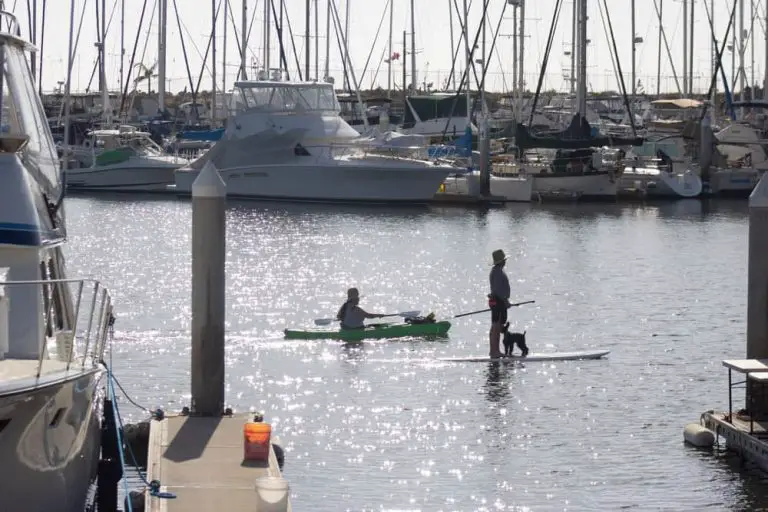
{"left": 254, "top": 476, "right": 290, "bottom": 512}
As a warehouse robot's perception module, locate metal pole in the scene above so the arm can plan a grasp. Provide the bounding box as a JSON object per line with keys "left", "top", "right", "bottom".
{"left": 264, "top": 0, "right": 270, "bottom": 73}
{"left": 305, "top": 0, "right": 310, "bottom": 80}
{"left": 120, "top": 0, "right": 125, "bottom": 96}
{"left": 159, "top": 0, "right": 166, "bottom": 110}
{"left": 657, "top": 0, "right": 662, "bottom": 95}
{"left": 683, "top": 0, "right": 687, "bottom": 96}
{"left": 739, "top": 0, "right": 745, "bottom": 101}
{"left": 462, "top": 0, "right": 470, "bottom": 120}
{"left": 764, "top": 0, "right": 768, "bottom": 98}
{"left": 63, "top": 0, "right": 76, "bottom": 175}
{"left": 190, "top": 161, "right": 227, "bottom": 417}
{"left": 750, "top": 0, "right": 754, "bottom": 100}
{"left": 570, "top": 0, "right": 575, "bottom": 94}
{"left": 448, "top": 0, "right": 455, "bottom": 90}
{"left": 513, "top": 4, "right": 518, "bottom": 95}
{"left": 402, "top": 29, "right": 407, "bottom": 105}
{"left": 577, "top": 0, "right": 586, "bottom": 115}
{"left": 631, "top": 0, "right": 636, "bottom": 96}
{"left": 689, "top": 0, "right": 694, "bottom": 94}
{"left": 324, "top": 0, "right": 330, "bottom": 80}
{"left": 222, "top": 0, "right": 227, "bottom": 93}
{"left": 240, "top": 0, "right": 247, "bottom": 80}
{"left": 344, "top": 0, "right": 350, "bottom": 89}
{"left": 388, "top": 0, "right": 393, "bottom": 96}
{"left": 212, "top": 0, "right": 217, "bottom": 120}
{"left": 519, "top": 0, "right": 525, "bottom": 94}
{"left": 410, "top": 0, "right": 416, "bottom": 91}
{"left": 314, "top": 0, "right": 319, "bottom": 80}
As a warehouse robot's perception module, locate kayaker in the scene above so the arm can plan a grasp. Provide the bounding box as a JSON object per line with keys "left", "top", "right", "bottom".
{"left": 488, "top": 249, "right": 511, "bottom": 358}
{"left": 336, "top": 287, "right": 387, "bottom": 329}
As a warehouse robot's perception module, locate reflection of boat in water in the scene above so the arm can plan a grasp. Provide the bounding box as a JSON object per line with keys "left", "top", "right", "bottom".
{"left": 0, "top": 11, "right": 115, "bottom": 511}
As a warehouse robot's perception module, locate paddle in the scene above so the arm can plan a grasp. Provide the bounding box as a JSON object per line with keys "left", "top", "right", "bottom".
{"left": 314, "top": 310, "right": 421, "bottom": 326}
{"left": 453, "top": 300, "right": 535, "bottom": 319}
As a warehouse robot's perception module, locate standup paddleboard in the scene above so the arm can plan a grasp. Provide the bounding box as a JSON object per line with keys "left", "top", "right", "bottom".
{"left": 439, "top": 349, "right": 610, "bottom": 363}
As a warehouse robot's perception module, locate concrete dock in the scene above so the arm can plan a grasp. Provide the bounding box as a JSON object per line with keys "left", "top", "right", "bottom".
{"left": 145, "top": 414, "right": 289, "bottom": 511}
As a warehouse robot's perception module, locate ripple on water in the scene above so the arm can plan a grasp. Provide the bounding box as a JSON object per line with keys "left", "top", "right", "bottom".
{"left": 65, "top": 197, "right": 763, "bottom": 510}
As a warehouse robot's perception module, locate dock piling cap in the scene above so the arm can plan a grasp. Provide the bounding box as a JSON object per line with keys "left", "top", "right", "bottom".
{"left": 192, "top": 160, "right": 226, "bottom": 198}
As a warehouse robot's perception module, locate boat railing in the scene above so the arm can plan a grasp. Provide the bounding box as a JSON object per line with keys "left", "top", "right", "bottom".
{"left": 307, "top": 141, "right": 435, "bottom": 162}
{"left": 0, "top": 278, "right": 114, "bottom": 378}
{"left": 0, "top": 10, "right": 22, "bottom": 38}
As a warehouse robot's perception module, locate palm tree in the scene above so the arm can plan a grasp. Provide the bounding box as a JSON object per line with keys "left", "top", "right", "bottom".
{"left": 134, "top": 62, "right": 158, "bottom": 94}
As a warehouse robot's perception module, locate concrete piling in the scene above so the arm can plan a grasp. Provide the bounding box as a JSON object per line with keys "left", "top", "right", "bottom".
{"left": 190, "top": 161, "right": 227, "bottom": 416}
{"left": 478, "top": 113, "right": 491, "bottom": 197}
{"left": 747, "top": 172, "right": 768, "bottom": 415}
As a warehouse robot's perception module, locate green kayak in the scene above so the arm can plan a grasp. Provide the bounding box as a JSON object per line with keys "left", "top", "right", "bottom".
{"left": 284, "top": 321, "right": 452, "bottom": 341}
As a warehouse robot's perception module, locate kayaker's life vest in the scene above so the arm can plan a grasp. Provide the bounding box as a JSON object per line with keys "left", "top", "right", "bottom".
{"left": 337, "top": 301, "right": 365, "bottom": 329}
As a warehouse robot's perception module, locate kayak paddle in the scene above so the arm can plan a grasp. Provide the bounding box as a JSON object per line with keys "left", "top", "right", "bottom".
{"left": 453, "top": 300, "right": 535, "bottom": 319}
{"left": 314, "top": 310, "right": 421, "bottom": 326}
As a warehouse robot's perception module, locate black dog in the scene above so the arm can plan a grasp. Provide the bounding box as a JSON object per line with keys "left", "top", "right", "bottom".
{"left": 502, "top": 322, "right": 529, "bottom": 357}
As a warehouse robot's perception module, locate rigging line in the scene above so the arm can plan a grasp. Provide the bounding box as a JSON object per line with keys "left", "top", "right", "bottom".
{"left": 449, "top": 0, "right": 483, "bottom": 91}
{"left": 86, "top": 0, "right": 120, "bottom": 92}
{"left": 700, "top": 0, "right": 738, "bottom": 121}
{"left": 359, "top": 0, "right": 390, "bottom": 89}
{"left": 118, "top": 0, "right": 148, "bottom": 115}
{"left": 269, "top": 0, "right": 291, "bottom": 78}
{"left": 369, "top": 36, "right": 390, "bottom": 89}
{"left": 444, "top": 0, "right": 474, "bottom": 91}
{"left": 193, "top": 0, "right": 223, "bottom": 96}
{"left": 328, "top": 0, "right": 350, "bottom": 91}
{"left": 171, "top": 0, "right": 199, "bottom": 118}
{"left": 439, "top": 0, "right": 491, "bottom": 140}
{"left": 282, "top": 0, "right": 303, "bottom": 81}
{"left": 528, "top": 0, "right": 563, "bottom": 126}
{"left": 600, "top": 0, "right": 637, "bottom": 137}
{"left": 652, "top": 0, "right": 682, "bottom": 95}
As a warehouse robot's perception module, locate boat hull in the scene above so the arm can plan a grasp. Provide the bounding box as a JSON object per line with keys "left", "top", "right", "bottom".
{"left": 174, "top": 160, "right": 454, "bottom": 203}
{"left": 532, "top": 172, "right": 618, "bottom": 201}
{"left": 0, "top": 368, "right": 104, "bottom": 512}
{"left": 284, "top": 321, "right": 452, "bottom": 341}
{"left": 65, "top": 161, "right": 182, "bottom": 192}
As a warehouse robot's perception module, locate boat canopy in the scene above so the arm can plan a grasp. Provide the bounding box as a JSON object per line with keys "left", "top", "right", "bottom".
{"left": 403, "top": 94, "right": 469, "bottom": 128}
{"left": 515, "top": 114, "right": 643, "bottom": 151}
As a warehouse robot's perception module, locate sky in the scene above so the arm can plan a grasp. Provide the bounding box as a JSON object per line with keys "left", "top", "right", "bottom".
{"left": 10, "top": 0, "right": 768, "bottom": 95}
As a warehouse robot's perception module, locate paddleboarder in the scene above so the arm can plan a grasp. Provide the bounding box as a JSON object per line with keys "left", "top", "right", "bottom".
{"left": 488, "top": 249, "right": 511, "bottom": 358}
{"left": 336, "top": 287, "right": 387, "bottom": 330}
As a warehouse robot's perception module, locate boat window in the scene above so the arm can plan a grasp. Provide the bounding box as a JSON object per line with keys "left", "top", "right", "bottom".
{"left": 1, "top": 42, "right": 59, "bottom": 190}
{"left": 233, "top": 83, "right": 340, "bottom": 114}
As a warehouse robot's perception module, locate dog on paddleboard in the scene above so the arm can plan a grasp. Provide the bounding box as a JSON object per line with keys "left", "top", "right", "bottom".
{"left": 502, "top": 322, "right": 529, "bottom": 357}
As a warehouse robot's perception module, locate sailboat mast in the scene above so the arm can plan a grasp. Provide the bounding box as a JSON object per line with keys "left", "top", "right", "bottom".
{"left": 158, "top": 0, "right": 167, "bottom": 110}
{"left": 388, "top": 0, "right": 393, "bottom": 96}
{"left": 631, "top": 0, "right": 636, "bottom": 96}
{"left": 570, "top": 0, "right": 575, "bottom": 94}
{"left": 519, "top": 0, "right": 525, "bottom": 94}
{"left": 448, "top": 0, "right": 455, "bottom": 90}
{"left": 240, "top": 0, "right": 247, "bottom": 80}
{"left": 410, "top": 0, "right": 416, "bottom": 91}
{"left": 656, "top": 0, "right": 662, "bottom": 95}
{"left": 462, "top": 0, "right": 470, "bottom": 124}
{"left": 212, "top": 0, "right": 217, "bottom": 122}
{"left": 576, "top": 0, "right": 587, "bottom": 116}
{"left": 305, "top": 0, "right": 310, "bottom": 80}
{"left": 120, "top": 0, "right": 125, "bottom": 98}
{"left": 314, "top": 0, "right": 319, "bottom": 80}
{"left": 223, "top": 0, "right": 227, "bottom": 93}
{"left": 682, "top": 0, "right": 687, "bottom": 96}
{"left": 324, "top": 0, "right": 330, "bottom": 80}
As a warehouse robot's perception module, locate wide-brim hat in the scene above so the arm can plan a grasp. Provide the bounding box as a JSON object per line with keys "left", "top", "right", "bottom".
{"left": 491, "top": 249, "right": 508, "bottom": 266}
{"left": 347, "top": 287, "right": 362, "bottom": 299}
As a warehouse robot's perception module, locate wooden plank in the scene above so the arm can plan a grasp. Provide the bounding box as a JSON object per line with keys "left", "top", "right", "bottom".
{"left": 722, "top": 359, "right": 768, "bottom": 373}
{"left": 145, "top": 414, "right": 290, "bottom": 512}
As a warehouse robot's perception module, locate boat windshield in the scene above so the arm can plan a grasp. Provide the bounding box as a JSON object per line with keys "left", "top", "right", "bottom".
{"left": 0, "top": 40, "right": 60, "bottom": 191}
{"left": 230, "top": 82, "right": 340, "bottom": 115}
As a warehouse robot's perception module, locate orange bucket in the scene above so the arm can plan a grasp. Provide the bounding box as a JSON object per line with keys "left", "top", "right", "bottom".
{"left": 243, "top": 421, "right": 272, "bottom": 461}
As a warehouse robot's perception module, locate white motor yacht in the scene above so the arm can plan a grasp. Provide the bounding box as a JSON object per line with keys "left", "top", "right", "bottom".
{"left": 174, "top": 79, "right": 457, "bottom": 203}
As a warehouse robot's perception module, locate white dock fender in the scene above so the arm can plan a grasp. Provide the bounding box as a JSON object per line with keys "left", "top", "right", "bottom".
{"left": 684, "top": 423, "right": 716, "bottom": 448}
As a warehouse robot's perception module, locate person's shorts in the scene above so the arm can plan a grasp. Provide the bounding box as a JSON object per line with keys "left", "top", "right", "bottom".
{"left": 491, "top": 303, "right": 507, "bottom": 324}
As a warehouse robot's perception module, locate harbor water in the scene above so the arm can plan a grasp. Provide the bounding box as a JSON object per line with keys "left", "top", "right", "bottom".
{"left": 67, "top": 194, "right": 768, "bottom": 511}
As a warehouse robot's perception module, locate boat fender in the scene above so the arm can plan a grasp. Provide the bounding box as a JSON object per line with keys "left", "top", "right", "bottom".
{"left": 683, "top": 423, "right": 715, "bottom": 448}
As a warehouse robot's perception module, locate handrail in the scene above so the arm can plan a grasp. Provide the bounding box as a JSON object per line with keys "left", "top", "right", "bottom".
{"left": 0, "top": 277, "right": 113, "bottom": 380}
